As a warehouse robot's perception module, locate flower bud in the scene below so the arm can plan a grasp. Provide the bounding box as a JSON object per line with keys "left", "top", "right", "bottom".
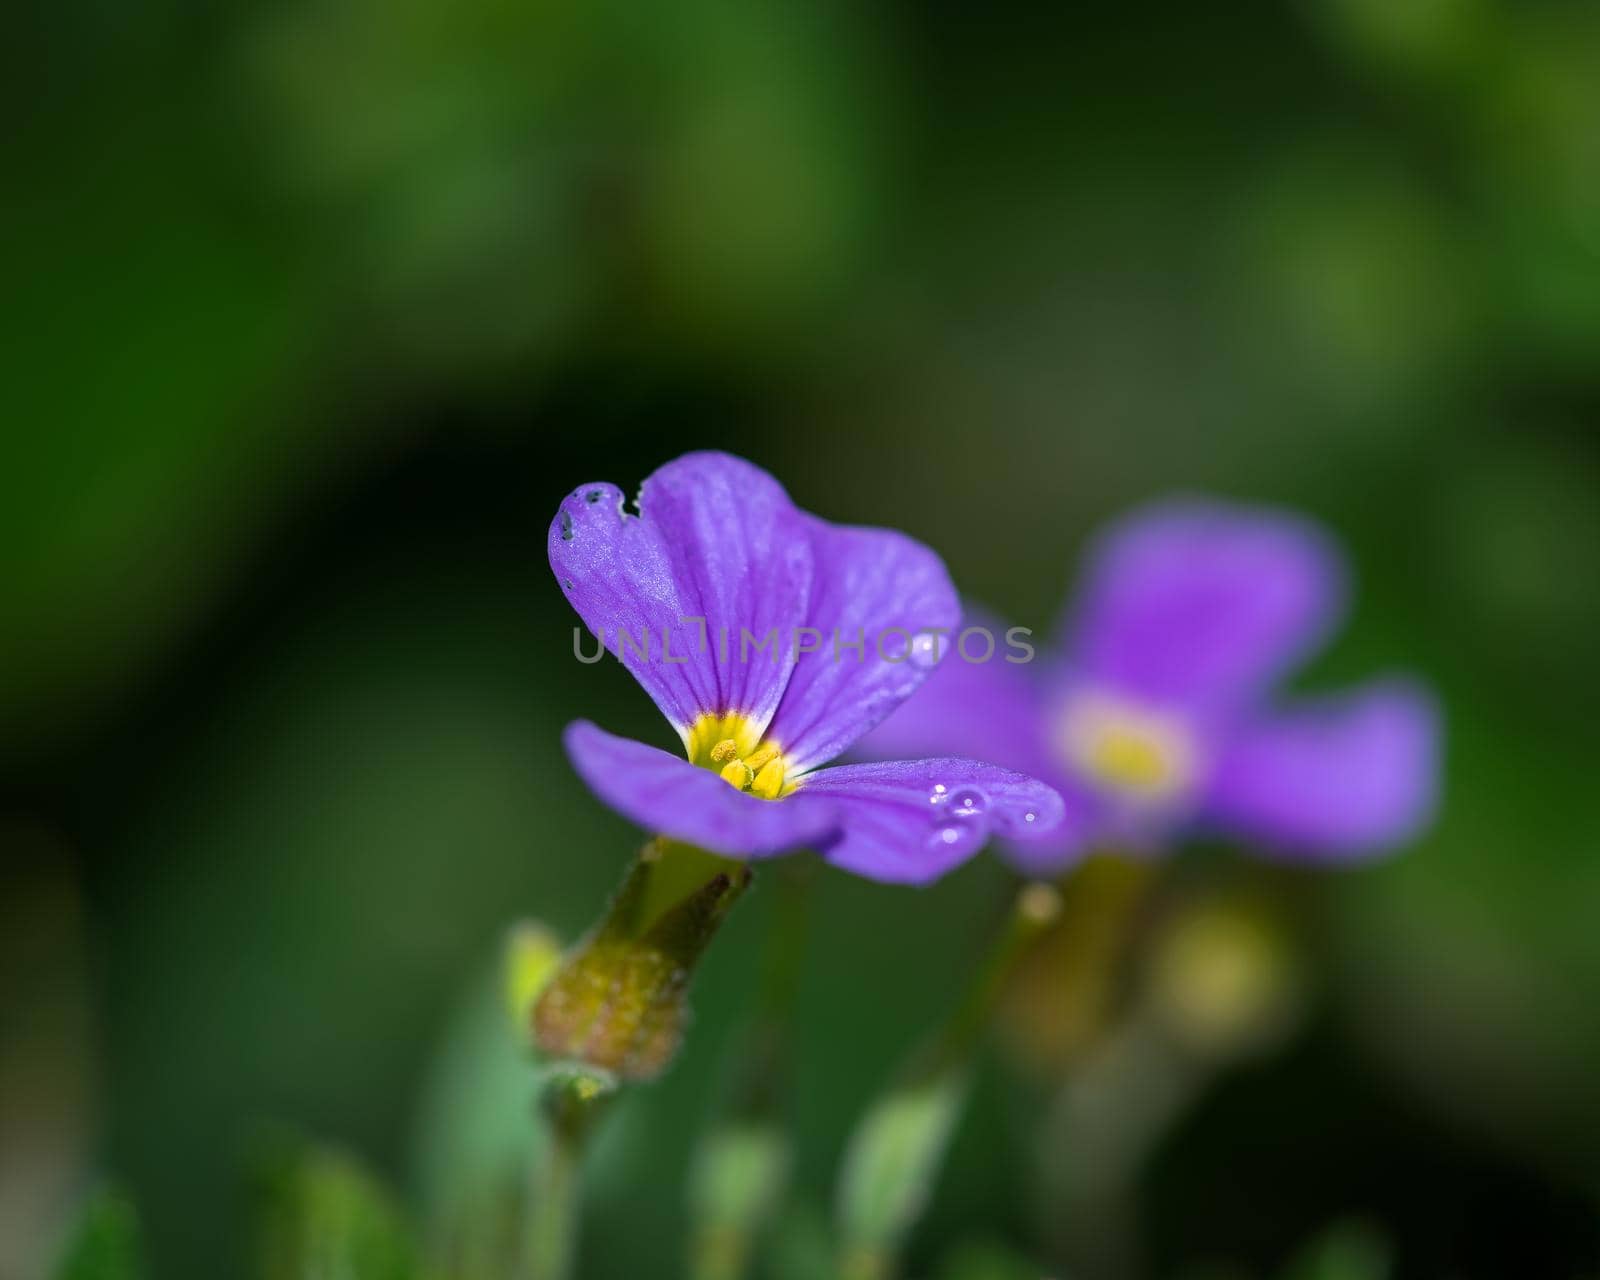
{"left": 997, "top": 855, "right": 1155, "bottom": 1074}
{"left": 686, "top": 1018, "right": 796, "bottom": 1280}
{"left": 533, "top": 839, "right": 751, "bottom": 1082}
{"left": 836, "top": 1063, "right": 970, "bottom": 1280}
{"left": 1145, "top": 895, "right": 1302, "bottom": 1064}
{"left": 504, "top": 920, "right": 564, "bottom": 1049}
{"left": 687, "top": 1119, "right": 790, "bottom": 1280}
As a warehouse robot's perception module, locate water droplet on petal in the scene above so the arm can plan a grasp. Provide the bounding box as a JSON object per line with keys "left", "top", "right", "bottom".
{"left": 563, "top": 577, "right": 575, "bottom": 590}
{"left": 951, "top": 790, "right": 985, "bottom": 817}
{"left": 947, "top": 790, "right": 985, "bottom": 819}
{"left": 1024, "top": 811, "right": 1037, "bottom": 823}
{"left": 560, "top": 511, "right": 574, "bottom": 541}
{"left": 927, "top": 820, "right": 983, "bottom": 857}
{"left": 929, "top": 783, "right": 949, "bottom": 805}
{"left": 908, "top": 631, "right": 941, "bottom": 669}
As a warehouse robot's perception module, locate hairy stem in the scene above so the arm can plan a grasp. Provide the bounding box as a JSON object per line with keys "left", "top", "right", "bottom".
{"left": 524, "top": 1070, "right": 612, "bottom": 1280}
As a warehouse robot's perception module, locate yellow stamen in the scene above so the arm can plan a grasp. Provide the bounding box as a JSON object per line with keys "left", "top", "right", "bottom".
{"left": 685, "top": 713, "right": 762, "bottom": 768}
{"left": 682, "top": 712, "right": 791, "bottom": 798}
{"left": 1057, "top": 692, "right": 1197, "bottom": 801}
{"left": 1089, "top": 727, "right": 1174, "bottom": 791}
{"left": 743, "top": 742, "right": 780, "bottom": 772}
{"left": 749, "top": 758, "right": 786, "bottom": 799}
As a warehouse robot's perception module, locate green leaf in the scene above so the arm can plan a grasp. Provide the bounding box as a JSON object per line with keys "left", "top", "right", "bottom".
{"left": 687, "top": 1119, "right": 791, "bottom": 1280}
{"left": 1279, "top": 1219, "right": 1393, "bottom": 1280}
{"left": 935, "top": 1238, "right": 1041, "bottom": 1280}
{"left": 835, "top": 1062, "right": 971, "bottom": 1279}
{"left": 251, "top": 1131, "right": 423, "bottom": 1280}
{"left": 767, "top": 1202, "right": 835, "bottom": 1280}
{"left": 409, "top": 935, "right": 548, "bottom": 1280}
{"left": 52, "top": 1189, "right": 144, "bottom": 1280}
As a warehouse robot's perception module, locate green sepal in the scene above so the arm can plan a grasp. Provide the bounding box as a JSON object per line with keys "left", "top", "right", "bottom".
{"left": 533, "top": 840, "right": 751, "bottom": 1081}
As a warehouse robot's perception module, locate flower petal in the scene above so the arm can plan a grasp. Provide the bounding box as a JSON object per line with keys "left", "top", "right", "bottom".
{"left": 564, "top": 721, "right": 838, "bottom": 857}
{"left": 851, "top": 605, "right": 1056, "bottom": 780}
{"left": 1200, "top": 680, "right": 1440, "bottom": 860}
{"left": 551, "top": 452, "right": 812, "bottom": 740}
{"left": 794, "top": 759, "right": 1067, "bottom": 884}
{"left": 993, "top": 818, "right": 1097, "bottom": 877}
{"left": 765, "top": 519, "right": 960, "bottom": 774}
{"left": 1066, "top": 500, "right": 1345, "bottom": 716}
{"left": 851, "top": 608, "right": 1105, "bottom": 876}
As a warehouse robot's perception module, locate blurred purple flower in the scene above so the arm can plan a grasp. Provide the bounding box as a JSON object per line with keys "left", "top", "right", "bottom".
{"left": 550, "top": 451, "right": 1065, "bottom": 883}
{"left": 858, "top": 500, "right": 1440, "bottom": 873}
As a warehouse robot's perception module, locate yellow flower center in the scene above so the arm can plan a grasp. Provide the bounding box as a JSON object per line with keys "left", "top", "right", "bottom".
{"left": 685, "top": 712, "right": 790, "bottom": 800}
{"left": 1057, "top": 692, "right": 1197, "bottom": 801}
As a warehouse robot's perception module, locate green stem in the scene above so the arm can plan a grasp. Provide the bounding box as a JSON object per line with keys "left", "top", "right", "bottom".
{"left": 835, "top": 882, "right": 1063, "bottom": 1279}
{"left": 525, "top": 839, "right": 749, "bottom": 1279}
{"left": 524, "top": 1122, "right": 582, "bottom": 1280}
{"left": 839, "top": 1243, "right": 893, "bottom": 1280}
{"left": 524, "top": 1068, "right": 614, "bottom": 1280}
{"left": 758, "top": 856, "right": 815, "bottom": 1019}
{"left": 931, "top": 882, "right": 1063, "bottom": 1071}
{"left": 686, "top": 859, "right": 816, "bottom": 1280}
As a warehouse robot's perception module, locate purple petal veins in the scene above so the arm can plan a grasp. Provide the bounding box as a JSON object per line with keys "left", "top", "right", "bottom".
{"left": 565, "top": 722, "right": 1066, "bottom": 878}
{"left": 551, "top": 453, "right": 812, "bottom": 741}
{"left": 564, "top": 721, "right": 838, "bottom": 857}
{"left": 552, "top": 452, "right": 1069, "bottom": 882}
{"left": 793, "top": 758, "right": 1065, "bottom": 882}
{"left": 764, "top": 516, "right": 961, "bottom": 774}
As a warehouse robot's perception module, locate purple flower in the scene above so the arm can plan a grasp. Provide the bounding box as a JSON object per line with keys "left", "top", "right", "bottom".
{"left": 858, "top": 499, "right": 1440, "bottom": 873}
{"left": 550, "top": 451, "right": 1066, "bottom": 884}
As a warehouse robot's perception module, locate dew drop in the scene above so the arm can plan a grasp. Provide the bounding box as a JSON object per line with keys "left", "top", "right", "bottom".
{"left": 908, "top": 631, "right": 941, "bottom": 669}
{"left": 1024, "top": 811, "right": 1037, "bottom": 823}
{"left": 927, "top": 820, "right": 981, "bottom": 856}
{"left": 560, "top": 511, "right": 574, "bottom": 541}
{"left": 951, "top": 790, "right": 985, "bottom": 817}
{"left": 563, "top": 577, "right": 575, "bottom": 590}
{"left": 929, "top": 783, "right": 949, "bottom": 805}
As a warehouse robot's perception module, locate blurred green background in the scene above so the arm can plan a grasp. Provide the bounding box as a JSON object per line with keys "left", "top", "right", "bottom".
{"left": 5, "top": 0, "right": 1600, "bottom": 1275}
